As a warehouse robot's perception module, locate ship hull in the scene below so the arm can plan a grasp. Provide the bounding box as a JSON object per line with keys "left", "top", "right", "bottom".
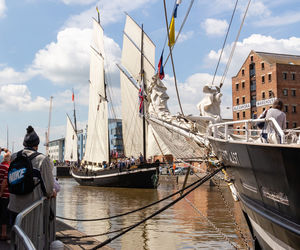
{"left": 71, "top": 163, "right": 159, "bottom": 189}
{"left": 208, "top": 137, "right": 300, "bottom": 249}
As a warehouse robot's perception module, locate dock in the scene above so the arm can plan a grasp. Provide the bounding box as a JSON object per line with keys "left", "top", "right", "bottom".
{"left": 0, "top": 220, "right": 112, "bottom": 250}
{"left": 56, "top": 220, "right": 112, "bottom": 249}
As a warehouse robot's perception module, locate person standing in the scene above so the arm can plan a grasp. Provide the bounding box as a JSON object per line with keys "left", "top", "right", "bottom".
{"left": 261, "top": 99, "right": 286, "bottom": 143}
{"left": 8, "top": 126, "right": 55, "bottom": 223}
{"left": 0, "top": 149, "right": 11, "bottom": 240}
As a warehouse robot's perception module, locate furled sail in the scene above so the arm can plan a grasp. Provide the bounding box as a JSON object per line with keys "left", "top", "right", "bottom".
{"left": 120, "top": 14, "right": 156, "bottom": 158}
{"left": 83, "top": 18, "right": 109, "bottom": 165}
{"left": 64, "top": 115, "right": 78, "bottom": 162}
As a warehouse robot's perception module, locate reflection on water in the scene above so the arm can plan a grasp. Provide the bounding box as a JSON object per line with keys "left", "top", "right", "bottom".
{"left": 56, "top": 178, "right": 251, "bottom": 249}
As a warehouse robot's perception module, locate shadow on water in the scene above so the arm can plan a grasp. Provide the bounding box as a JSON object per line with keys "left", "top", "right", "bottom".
{"left": 56, "top": 178, "right": 252, "bottom": 249}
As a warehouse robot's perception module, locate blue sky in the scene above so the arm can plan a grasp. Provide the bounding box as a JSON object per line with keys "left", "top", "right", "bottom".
{"left": 0, "top": 0, "right": 300, "bottom": 153}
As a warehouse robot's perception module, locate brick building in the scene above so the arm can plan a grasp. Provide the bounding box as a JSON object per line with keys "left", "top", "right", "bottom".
{"left": 232, "top": 50, "right": 300, "bottom": 129}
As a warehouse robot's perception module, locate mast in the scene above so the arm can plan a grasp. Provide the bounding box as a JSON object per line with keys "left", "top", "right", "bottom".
{"left": 46, "top": 96, "right": 53, "bottom": 156}
{"left": 140, "top": 24, "right": 146, "bottom": 160}
{"left": 72, "top": 89, "right": 80, "bottom": 167}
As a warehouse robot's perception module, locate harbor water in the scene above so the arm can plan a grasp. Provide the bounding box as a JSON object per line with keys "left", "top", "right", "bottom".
{"left": 56, "top": 177, "right": 252, "bottom": 249}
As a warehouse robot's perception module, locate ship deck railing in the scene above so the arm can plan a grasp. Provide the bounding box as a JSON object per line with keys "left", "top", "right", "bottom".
{"left": 208, "top": 118, "right": 300, "bottom": 144}
{"left": 11, "top": 197, "right": 56, "bottom": 250}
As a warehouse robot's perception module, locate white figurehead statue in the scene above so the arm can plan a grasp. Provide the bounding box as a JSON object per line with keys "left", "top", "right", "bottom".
{"left": 148, "top": 74, "right": 171, "bottom": 118}
{"left": 197, "top": 84, "right": 222, "bottom": 122}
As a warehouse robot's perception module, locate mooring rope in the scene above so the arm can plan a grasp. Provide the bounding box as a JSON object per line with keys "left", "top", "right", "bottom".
{"left": 56, "top": 163, "right": 218, "bottom": 222}
{"left": 90, "top": 166, "right": 224, "bottom": 249}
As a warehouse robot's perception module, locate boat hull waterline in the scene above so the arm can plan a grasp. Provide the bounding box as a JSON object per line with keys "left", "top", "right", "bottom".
{"left": 71, "top": 164, "right": 159, "bottom": 189}
{"left": 208, "top": 137, "right": 300, "bottom": 249}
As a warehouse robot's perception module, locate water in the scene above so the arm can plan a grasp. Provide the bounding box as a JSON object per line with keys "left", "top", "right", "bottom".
{"left": 56, "top": 178, "right": 251, "bottom": 249}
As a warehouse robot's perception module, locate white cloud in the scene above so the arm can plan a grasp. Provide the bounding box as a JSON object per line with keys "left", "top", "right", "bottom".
{"left": 207, "top": 34, "right": 300, "bottom": 78}
{"left": 61, "top": 0, "right": 97, "bottom": 5}
{"left": 32, "top": 27, "right": 91, "bottom": 85}
{"left": 0, "top": 0, "right": 6, "bottom": 18}
{"left": 0, "top": 66, "right": 35, "bottom": 85}
{"left": 31, "top": 27, "right": 121, "bottom": 87}
{"left": 0, "top": 84, "right": 49, "bottom": 111}
{"left": 177, "top": 31, "right": 194, "bottom": 43}
{"left": 253, "top": 11, "right": 300, "bottom": 27}
{"left": 202, "top": 18, "right": 228, "bottom": 36}
{"left": 64, "top": 0, "right": 154, "bottom": 29}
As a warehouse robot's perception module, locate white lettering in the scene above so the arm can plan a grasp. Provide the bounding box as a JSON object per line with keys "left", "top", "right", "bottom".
{"left": 9, "top": 168, "right": 26, "bottom": 183}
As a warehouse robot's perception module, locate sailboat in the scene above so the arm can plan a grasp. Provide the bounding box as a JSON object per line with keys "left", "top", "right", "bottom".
{"left": 71, "top": 16, "right": 160, "bottom": 188}
{"left": 64, "top": 114, "right": 78, "bottom": 163}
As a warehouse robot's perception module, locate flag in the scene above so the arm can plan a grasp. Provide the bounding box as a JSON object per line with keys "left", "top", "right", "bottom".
{"left": 168, "top": 16, "right": 175, "bottom": 47}
{"left": 96, "top": 6, "right": 100, "bottom": 23}
{"left": 72, "top": 91, "right": 74, "bottom": 102}
{"left": 158, "top": 50, "right": 165, "bottom": 80}
{"left": 138, "top": 84, "right": 144, "bottom": 115}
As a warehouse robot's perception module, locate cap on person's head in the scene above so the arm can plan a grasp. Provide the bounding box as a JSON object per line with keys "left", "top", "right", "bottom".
{"left": 23, "top": 125, "right": 40, "bottom": 147}
{"left": 3, "top": 151, "right": 11, "bottom": 162}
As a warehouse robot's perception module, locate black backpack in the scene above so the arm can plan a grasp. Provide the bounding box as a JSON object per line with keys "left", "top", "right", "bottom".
{"left": 8, "top": 150, "right": 43, "bottom": 195}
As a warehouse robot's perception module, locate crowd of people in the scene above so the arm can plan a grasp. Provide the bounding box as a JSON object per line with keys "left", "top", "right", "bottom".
{"left": 0, "top": 125, "right": 58, "bottom": 243}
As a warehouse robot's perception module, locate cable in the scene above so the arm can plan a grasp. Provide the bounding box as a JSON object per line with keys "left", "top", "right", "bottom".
{"left": 211, "top": 0, "right": 238, "bottom": 86}
{"left": 56, "top": 164, "right": 218, "bottom": 222}
{"left": 91, "top": 165, "right": 224, "bottom": 249}
{"left": 220, "top": 0, "right": 251, "bottom": 89}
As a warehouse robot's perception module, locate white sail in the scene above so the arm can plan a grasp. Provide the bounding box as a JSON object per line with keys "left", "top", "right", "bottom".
{"left": 120, "top": 14, "right": 157, "bottom": 158}
{"left": 83, "top": 18, "right": 109, "bottom": 165}
{"left": 64, "top": 115, "right": 78, "bottom": 162}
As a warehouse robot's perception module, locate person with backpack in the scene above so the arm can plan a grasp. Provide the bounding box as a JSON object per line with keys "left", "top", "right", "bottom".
{"left": 0, "top": 149, "right": 11, "bottom": 241}
{"left": 8, "top": 126, "right": 55, "bottom": 223}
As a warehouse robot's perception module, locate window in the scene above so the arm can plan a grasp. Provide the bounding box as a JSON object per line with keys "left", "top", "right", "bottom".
{"left": 268, "top": 73, "right": 272, "bottom": 82}
{"left": 283, "top": 89, "right": 288, "bottom": 96}
{"left": 262, "top": 75, "right": 265, "bottom": 83}
{"left": 242, "top": 111, "right": 245, "bottom": 118}
{"left": 250, "top": 55, "right": 253, "bottom": 62}
{"left": 262, "top": 92, "right": 265, "bottom": 99}
{"left": 261, "top": 62, "right": 264, "bottom": 70}
{"left": 236, "top": 98, "right": 239, "bottom": 105}
{"left": 283, "top": 72, "right": 287, "bottom": 80}
{"left": 284, "top": 105, "right": 288, "bottom": 113}
{"left": 292, "top": 89, "right": 296, "bottom": 96}
{"left": 237, "top": 112, "right": 240, "bottom": 120}
{"left": 242, "top": 81, "right": 245, "bottom": 89}
{"left": 242, "top": 96, "right": 245, "bottom": 104}
{"left": 286, "top": 122, "right": 289, "bottom": 129}
{"left": 242, "top": 69, "right": 245, "bottom": 76}
{"left": 269, "top": 90, "right": 273, "bottom": 98}
{"left": 293, "top": 122, "right": 297, "bottom": 128}
{"left": 292, "top": 73, "right": 296, "bottom": 80}
{"left": 237, "top": 126, "right": 240, "bottom": 134}
{"left": 236, "top": 83, "right": 239, "bottom": 91}
{"left": 292, "top": 105, "right": 296, "bottom": 113}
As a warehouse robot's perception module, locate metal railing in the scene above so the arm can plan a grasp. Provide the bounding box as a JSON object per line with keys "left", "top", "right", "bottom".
{"left": 208, "top": 117, "right": 287, "bottom": 144}
{"left": 10, "top": 197, "right": 56, "bottom": 250}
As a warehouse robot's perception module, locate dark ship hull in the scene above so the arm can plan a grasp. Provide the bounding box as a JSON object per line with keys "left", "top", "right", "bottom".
{"left": 71, "top": 163, "right": 159, "bottom": 189}
{"left": 208, "top": 137, "right": 300, "bottom": 249}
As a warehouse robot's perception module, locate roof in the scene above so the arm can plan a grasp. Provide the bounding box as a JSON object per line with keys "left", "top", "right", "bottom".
{"left": 255, "top": 51, "right": 300, "bottom": 66}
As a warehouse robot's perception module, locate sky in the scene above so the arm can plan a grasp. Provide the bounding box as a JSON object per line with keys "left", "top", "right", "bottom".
{"left": 0, "top": 0, "right": 300, "bottom": 153}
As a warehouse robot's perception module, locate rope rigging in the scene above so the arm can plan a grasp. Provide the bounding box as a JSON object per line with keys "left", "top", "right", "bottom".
{"left": 211, "top": 0, "right": 239, "bottom": 87}
{"left": 219, "top": 0, "right": 252, "bottom": 89}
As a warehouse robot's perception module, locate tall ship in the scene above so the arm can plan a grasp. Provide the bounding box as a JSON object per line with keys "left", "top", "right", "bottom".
{"left": 71, "top": 15, "right": 161, "bottom": 188}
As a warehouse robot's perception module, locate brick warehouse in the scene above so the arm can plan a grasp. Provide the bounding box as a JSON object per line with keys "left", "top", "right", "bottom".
{"left": 232, "top": 50, "right": 300, "bottom": 129}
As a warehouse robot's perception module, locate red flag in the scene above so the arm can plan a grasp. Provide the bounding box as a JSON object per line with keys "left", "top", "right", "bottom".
{"left": 138, "top": 85, "right": 144, "bottom": 115}
{"left": 72, "top": 92, "right": 74, "bottom": 101}
{"left": 158, "top": 51, "right": 165, "bottom": 80}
